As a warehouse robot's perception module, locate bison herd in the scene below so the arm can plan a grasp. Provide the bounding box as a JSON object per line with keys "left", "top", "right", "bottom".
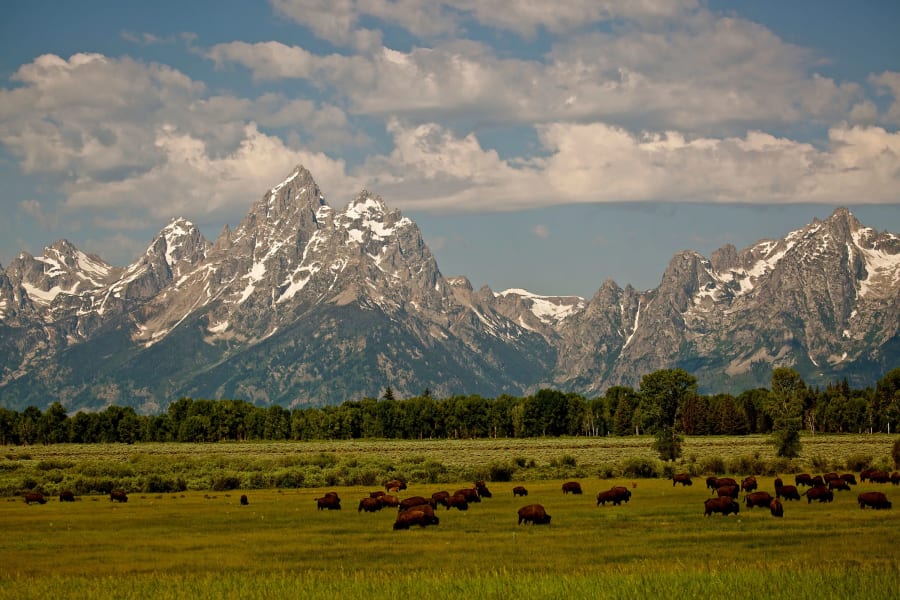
{"left": 16, "top": 468, "right": 895, "bottom": 529}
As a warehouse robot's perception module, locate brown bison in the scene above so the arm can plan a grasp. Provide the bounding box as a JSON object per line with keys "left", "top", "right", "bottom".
{"left": 828, "top": 479, "right": 851, "bottom": 492}
{"left": 562, "top": 481, "right": 583, "bottom": 495}
{"left": 59, "top": 490, "right": 75, "bottom": 502}
{"left": 110, "top": 490, "right": 128, "bottom": 503}
{"left": 769, "top": 498, "right": 784, "bottom": 517}
{"left": 475, "top": 481, "right": 493, "bottom": 498}
{"left": 398, "top": 496, "right": 433, "bottom": 512}
{"left": 378, "top": 494, "right": 399, "bottom": 508}
{"left": 672, "top": 473, "right": 693, "bottom": 487}
{"left": 454, "top": 488, "right": 481, "bottom": 503}
{"left": 712, "top": 477, "right": 738, "bottom": 491}
{"left": 596, "top": 488, "right": 630, "bottom": 506}
{"left": 385, "top": 479, "right": 407, "bottom": 492}
{"left": 393, "top": 508, "right": 439, "bottom": 529}
{"left": 803, "top": 486, "right": 833, "bottom": 504}
{"left": 775, "top": 484, "right": 801, "bottom": 501}
{"left": 517, "top": 503, "right": 551, "bottom": 525}
{"left": 891, "top": 472, "right": 900, "bottom": 486}
{"left": 24, "top": 492, "right": 46, "bottom": 505}
{"left": 240, "top": 494, "right": 249, "bottom": 506}
{"left": 741, "top": 476, "right": 758, "bottom": 494}
{"left": 745, "top": 491, "right": 774, "bottom": 508}
{"left": 867, "top": 470, "right": 891, "bottom": 484}
{"left": 445, "top": 494, "right": 469, "bottom": 511}
{"left": 512, "top": 486, "right": 528, "bottom": 497}
{"left": 841, "top": 473, "right": 858, "bottom": 485}
{"left": 315, "top": 492, "right": 341, "bottom": 510}
{"left": 358, "top": 497, "right": 383, "bottom": 512}
{"left": 369, "top": 490, "right": 386, "bottom": 498}
{"left": 704, "top": 496, "right": 739, "bottom": 517}
{"left": 858, "top": 491, "right": 892, "bottom": 509}
{"left": 795, "top": 473, "right": 814, "bottom": 487}
{"left": 431, "top": 491, "right": 451, "bottom": 508}
{"left": 716, "top": 485, "right": 739, "bottom": 499}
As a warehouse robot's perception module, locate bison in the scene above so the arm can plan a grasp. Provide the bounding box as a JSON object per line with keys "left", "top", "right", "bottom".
{"left": 110, "top": 490, "right": 128, "bottom": 503}
{"left": 431, "top": 491, "right": 451, "bottom": 508}
{"left": 315, "top": 492, "right": 341, "bottom": 510}
{"left": 840, "top": 473, "right": 857, "bottom": 485}
{"left": 745, "top": 491, "right": 774, "bottom": 508}
{"left": 775, "top": 484, "right": 801, "bottom": 501}
{"left": 672, "top": 473, "right": 693, "bottom": 487}
{"left": 891, "top": 472, "right": 900, "bottom": 486}
{"left": 562, "top": 481, "right": 583, "bottom": 495}
{"left": 712, "top": 477, "right": 738, "bottom": 491}
{"left": 358, "top": 497, "right": 383, "bottom": 512}
{"left": 795, "top": 473, "right": 814, "bottom": 487}
{"left": 512, "top": 486, "right": 529, "bottom": 497}
{"left": 378, "top": 494, "right": 399, "bottom": 508}
{"left": 59, "top": 490, "right": 75, "bottom": 502}
{"left": 716, "top": 485, "right": 739, "bottom": 499}
{"left": 867, "top": 470, "right": 891, "bottom": 484}
{"left": 858, "top": 491, "right": 892, "bottom": 510}
{"left": 769, "top": 498, "right": 784, "bottom": 517}
{"left": 445, "top": 494, "right": 469, "bottom": 511}
{"left": 704, "top": 496, "right": 739, "bottom": 517}
{"left": 596, "top": 488, "right": 629, "bottom": 506}
{"left": 741, "top": 476, "right": 758, "bottom": 494}
{"left": 454, "top": 488, "right": 481, "bottom": 503}
{"left": 385, "top": 479, "right": 408, "bottom": 492}
{"left": 803, "top": 486, "right": 833, "bottom": 504}
{"left": 828, "top": 479, "right": 851, "bottom": 492}
{"left": 398, "top": 496, "right": 433, "bottom": 512}
{"left": 240, "top": 494, "right": 249, "bottom": 506}
{"left": 393, "top": 508, "right": 439, "bottom": 529}
{"left": 475, "top": 481, "right": 493, "bottom": 498}
{"left": 517, "top": 503, "right": 551, "bottom": 525}
{"left": 24, "top": 492, "right": 46, "bottom": 505}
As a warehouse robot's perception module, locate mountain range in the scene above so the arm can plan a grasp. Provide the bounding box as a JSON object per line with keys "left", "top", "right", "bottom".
{"left": 1, "top": 165, "right": 898, "bottom": 412}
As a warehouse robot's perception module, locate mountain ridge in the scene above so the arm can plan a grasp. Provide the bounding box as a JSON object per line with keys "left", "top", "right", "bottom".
{"left": 1, "top": 165, "right": 898, "bottom": 412}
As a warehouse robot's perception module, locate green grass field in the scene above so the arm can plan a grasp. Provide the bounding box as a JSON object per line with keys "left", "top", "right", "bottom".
{"left": 1, "top": 435, "right": 899, "bottom": 598}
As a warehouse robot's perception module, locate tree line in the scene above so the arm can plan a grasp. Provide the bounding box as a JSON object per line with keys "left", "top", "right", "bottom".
{"left": 0, "top": 367, "right": 898, "bottom": 448}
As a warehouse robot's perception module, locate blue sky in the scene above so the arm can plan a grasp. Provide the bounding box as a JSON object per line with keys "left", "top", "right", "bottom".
{"left": 1, "top": 1, "right": 898, "bottom": 296}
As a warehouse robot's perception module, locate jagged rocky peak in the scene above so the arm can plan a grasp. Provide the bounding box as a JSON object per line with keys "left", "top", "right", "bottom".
{"left": 445, "top": 276, "right": 473, "bottom": 290}
{"left": 146, "top": 218, "right": 210, "bottom": 277}
{"left": 710, "top": 244, "right": 739, "bottom": 272}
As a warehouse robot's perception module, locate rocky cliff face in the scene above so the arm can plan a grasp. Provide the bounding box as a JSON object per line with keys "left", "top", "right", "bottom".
{"left": 1, "top": 167, "right": 897, "bottom": 412}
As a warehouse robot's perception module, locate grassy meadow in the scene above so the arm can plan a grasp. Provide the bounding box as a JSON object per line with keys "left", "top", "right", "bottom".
{"left": 1, "top": 435, "right": 899, "bottom": 598}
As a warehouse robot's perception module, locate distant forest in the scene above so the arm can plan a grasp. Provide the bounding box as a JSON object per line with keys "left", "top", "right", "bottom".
{"left": 1, "top": 367, "right": 898, "bottom": 446}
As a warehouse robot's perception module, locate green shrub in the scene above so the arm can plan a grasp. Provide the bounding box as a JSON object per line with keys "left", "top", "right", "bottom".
{"left": 621, "top": 458, "right": 661, "bottom": 478}
{"left": 211, "top": 475, "right": 241, "bottom": 491}
{"left": 550, "top": 454, "right": 577, "bottom": 468}
{"left": 488, "top": 462, "right": 515, "bottom": 482}
{"left": 698, "top": 456, "right": 726, "bottom": 474}
{"left": 596, "top": 463, "right": 616, "bottom": 479}
{"left": 273, "top": 469, "right": 304, "bottom": 488}
{"left": 142, "top": 475, "right": 187, "bottom": 493}
{"left": 37, "top": 459, "right": 74, "bottom": 471}
{"left": 845, "top": 453, "right": 873, "bottom": 472}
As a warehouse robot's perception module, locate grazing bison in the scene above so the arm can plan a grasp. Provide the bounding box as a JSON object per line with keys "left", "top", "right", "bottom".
{"left": 741, "top": 476, "right": 758, "bottom": 494}
{"left": 369, "top": 490, "right": 386, "bottom": 499}
{"left": 596, "top": 488, "right": 630, "bottom": 506}
{"left": 393, "top": 508, "right": 439, "bottom": 529}
{"left": 24, "top": 492, "right": 46, "bottom": 505}
{"left": 867, "top": 470, "right": 891, "bottom": 484}
{"left": 891, "top": 472, "right": 900, "bottom": 486}
{"left": 803, "top": 486, "right": 833, "bottom": 504}
{"left": 609, "top": 486, "right": 632, "bottom": 503}
{"left": 431, "top": 491, "right": 451, "bottom": 508}
{"left": 858, "top": 491, "right": 892, "bottom": 510}
{"left": 828, "top": 478, "right": 851, "bottom": 492}
{"left": 716, "top": 485, "right": 739, "bottom": 499}
{"left": 769, "top": 498, "right": 784, "bottom": 517}
{"left": 378, "top": 494, "right": 399, "bottom": 508}
{"left": 398, "top": 496, "right": 433, "bottom": 512}
{"left": 672, "top": 473, "right": 693, "bottom": 487}
{"left": 775, "top": 484, "right": 801, "bottom": 501}
{"left": 454, "top": 488, "right": 481, "bottom": 503}
{"left": 562, "top": 481, "right": 583, "bottom": 495}
{"left": 475, "top": 481, "right": 493, "bottom": 498}
{"left": 445, "top": 494, "right": 469, "bottom": 511}
{"left": 712, "top": 477, "right": 738, "bottom": 491}
{"left": 110, "top": 490, "right": 128, "bottom": 503}
{"left": 795, "top": 473, "right": 814, "bottom": 487}
{"left": 59, "top": 490, "right": 75, "bottom": 502}
{"left": 385, "top": 479, "right": 407, "bottom": 492}
{"left": 240, "top": 494, "right": 249, "bottom": 506}
{"left": 704, "top": 497, "right": 739, "bottom": 517}
{"left": 840, "top": 473, "right": 857, "bottom": 485}
{"left": 358, "top": 497, "right": 383, "bottom": 512}
{"left": 745, "top": 491, "right": 774, "bottom": 508}
{"left": 315, "top": 492, "right": 341, "bottom": 510}
{"left": 512, "top": 486, "right": 529, "bottom": 497}
{"left": 517, "top": 504, "right": 551, "bottom": 525}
